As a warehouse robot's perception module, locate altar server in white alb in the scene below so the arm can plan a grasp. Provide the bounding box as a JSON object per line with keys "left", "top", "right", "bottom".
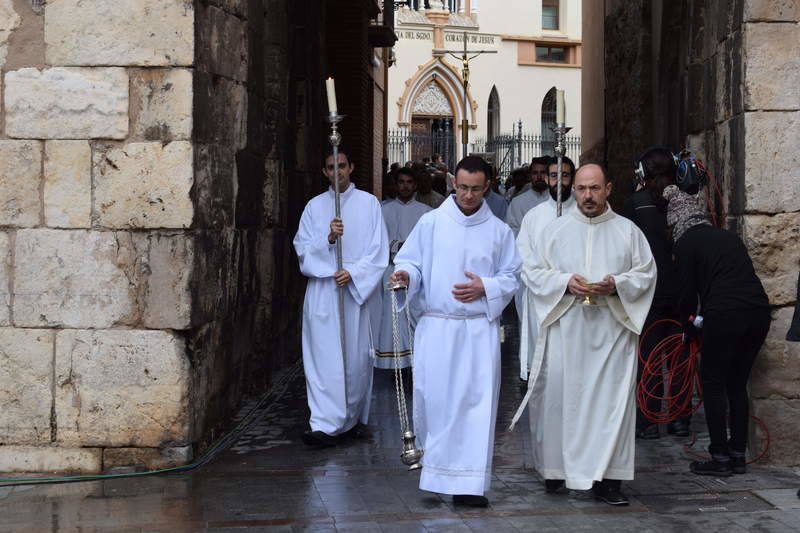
{"left": 511, "top": 164, "right": 656, "bottom": 506}
{"left": 391, "top": 156, "right": 520, "bottom": 508}
{"left": 374, "top": 168, "right": 431, "bottom": 368}
{"left": 514, "top": 156, "right": 576, "bottom": 380}
{"left": 293, "top": 150, "right": 388, "bottom": 447}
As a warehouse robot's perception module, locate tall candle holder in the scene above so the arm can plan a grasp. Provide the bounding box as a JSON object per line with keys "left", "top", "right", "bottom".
{"left": 327, "top": 111, "right": 348, "bottom": 408}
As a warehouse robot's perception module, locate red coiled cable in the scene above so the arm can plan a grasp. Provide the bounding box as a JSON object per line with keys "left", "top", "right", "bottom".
{"left": 637, "top": 318, "right": 770, "bottom": 464}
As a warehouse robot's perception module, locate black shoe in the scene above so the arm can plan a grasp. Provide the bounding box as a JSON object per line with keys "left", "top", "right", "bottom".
{"left": 667, "top": 420, "right": 691, "bottom": 437}
{"left": 344, "top": 423, "right": 370, "bottom": 439}
{"left": 730, "top": 455, "right": 746, "bottom": 474}
{"left": 301, "top": 430, "right": 337, "bottom": 447}
{"left": 592, "top": 481, "right": 630, "bottom": 506}
{"left": 635, "top": 424, "right": 660, "bottom": 440}
{"left": 544, "top": 479, "right": 566, "bottom": 493}
{"left": 690, "top": 459, "right": 733, "bottom": 477}
{"left": 452, "top": 494, "right": 489, "bottom": 507}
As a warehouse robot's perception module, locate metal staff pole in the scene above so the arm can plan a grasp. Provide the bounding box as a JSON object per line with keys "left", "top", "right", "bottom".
{"left": 328, "top": 112, "right": 348, "bottom": 409}
{"left": 551, "top": 122, "right": 572, "bottom": 217}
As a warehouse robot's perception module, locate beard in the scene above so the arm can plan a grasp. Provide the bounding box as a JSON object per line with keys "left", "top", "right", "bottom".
{"left": 531, "top": 180, "right": 548, "bottom": 192}
{"left": 549, "top": 184, "right": 571, "bottom": 202}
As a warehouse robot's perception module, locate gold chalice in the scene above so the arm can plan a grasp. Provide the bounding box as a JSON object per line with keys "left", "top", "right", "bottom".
{"left": 578, "top": 279, "right": 597, "bottom": 305}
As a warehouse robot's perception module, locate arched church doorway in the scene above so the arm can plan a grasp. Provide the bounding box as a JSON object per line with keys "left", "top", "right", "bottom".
{"left": 409, "top": 79, "right": 457, "bottom": 169}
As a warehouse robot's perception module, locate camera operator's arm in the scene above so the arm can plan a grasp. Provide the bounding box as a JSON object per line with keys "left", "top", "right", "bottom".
{"left": 674, "top": 237, "right": 700, "bottom": 336}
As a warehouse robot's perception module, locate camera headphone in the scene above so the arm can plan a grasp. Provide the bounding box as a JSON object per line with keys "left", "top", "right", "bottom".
{"left": 674, "top": 150, "right": 707, "bottom": 195}
{"left": 634, "top": 148, "right": 707, "bottom": 194}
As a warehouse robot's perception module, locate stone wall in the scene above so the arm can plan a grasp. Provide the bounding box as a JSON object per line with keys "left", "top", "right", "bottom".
{"left": 0, "top": 0, "right": 335, "bottom": 472}
{"left": 0, "top": 0, "right": 196, "bottom": 473}
{"left": 601, "top": 0, "right": 800, "bottom": 463}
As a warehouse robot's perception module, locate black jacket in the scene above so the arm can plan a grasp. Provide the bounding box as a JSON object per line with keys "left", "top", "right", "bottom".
{"left": 673, "top": 224, "right": 770, "bottom": 319}
{"left": 622, "top": 189, "right": 680, "bottom": 306}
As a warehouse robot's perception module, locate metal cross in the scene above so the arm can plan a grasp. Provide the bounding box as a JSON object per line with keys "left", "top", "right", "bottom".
{"left": 444, "top": 32, "right": 497, "bottom": 159}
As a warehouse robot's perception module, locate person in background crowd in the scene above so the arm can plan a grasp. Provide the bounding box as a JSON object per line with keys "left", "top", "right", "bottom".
{"left": 414, "top": 162, "right": 445, "bottom": 209}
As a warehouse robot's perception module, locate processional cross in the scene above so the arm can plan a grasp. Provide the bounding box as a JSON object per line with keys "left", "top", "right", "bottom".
{"left": 443, "top": 32, "right": 497, "bottom": 159}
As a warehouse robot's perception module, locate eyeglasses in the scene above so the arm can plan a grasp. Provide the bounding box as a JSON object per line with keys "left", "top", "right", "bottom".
{"left": 326, "top": 162, "right": 349, "bottom": 171}
{"left": 456, "top": 184, "right": 485, "bottom": 193}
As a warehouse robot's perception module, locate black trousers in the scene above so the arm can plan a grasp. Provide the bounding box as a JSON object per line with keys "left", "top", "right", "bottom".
{"left": 701, "top": 308, "right": 771, "bottom": 456}
{"left": 636, "top": 302, "right": 689, "bottom": 428}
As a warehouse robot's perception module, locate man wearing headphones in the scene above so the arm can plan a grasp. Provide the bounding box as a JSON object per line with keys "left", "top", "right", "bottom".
{"left": 622, "top": 146, "right": 689, "bottom": 439}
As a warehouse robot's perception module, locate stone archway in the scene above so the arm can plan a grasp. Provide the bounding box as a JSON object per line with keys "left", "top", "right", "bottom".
{"left": 396, "top": 58, "right": 478, "bottom": 129}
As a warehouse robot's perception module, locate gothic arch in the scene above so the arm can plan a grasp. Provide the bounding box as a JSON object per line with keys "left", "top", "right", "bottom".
{"left": 396, "top": 58, "right": 478, "bottom": 127}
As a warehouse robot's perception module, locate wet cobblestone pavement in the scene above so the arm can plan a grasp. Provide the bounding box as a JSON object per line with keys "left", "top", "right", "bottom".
{"left": 2, "top": 313, "right": 799, "bottom": 532}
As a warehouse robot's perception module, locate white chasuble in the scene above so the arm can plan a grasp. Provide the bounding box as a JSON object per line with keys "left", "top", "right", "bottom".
{"left": 293, "top": 184, "right": 389, "bottom": 436}
{"left": 515, "top": 196, "right": 576, "bottom": 379}
{"left": 511, "top": 204, "right": 656, "bottom": 490}
{"left": 373, "top": 198, "right": 432, "bottom": 369}
{"left": 394, "top": 196, "right": 521, "bottom": 496}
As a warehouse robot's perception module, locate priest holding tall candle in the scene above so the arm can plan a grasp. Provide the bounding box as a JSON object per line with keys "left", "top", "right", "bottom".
{"left": 293, "top": 79, "right": 389, "bottom": 447}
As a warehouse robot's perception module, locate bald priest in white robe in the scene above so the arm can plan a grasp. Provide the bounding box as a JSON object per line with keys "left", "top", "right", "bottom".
{"left": 293, "top": 151, "right": 388, "bottom": 447}
{"left": 514, "top": 157, "right": 575, "bottom": 380}
{"left": 374, "top": 168, "right": 432, "bottom": 369}
{"left": 511, "top": 163, "right": 656, "bottom": 506}
{"left": 391, "top": 156, "right": 521, "bottom": 508}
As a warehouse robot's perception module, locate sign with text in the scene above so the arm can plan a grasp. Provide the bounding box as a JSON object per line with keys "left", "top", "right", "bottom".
{"left": 444, "top": 32, "right": 499, "bottom": 47}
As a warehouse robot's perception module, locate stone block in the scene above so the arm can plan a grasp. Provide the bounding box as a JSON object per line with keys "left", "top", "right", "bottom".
{"left": 744, "top": 23, "right": 800, "bottom": 111}
{"left": 0, "top": 445, "right": 102, "bottom": 473}
{"left": 44, "top": 0, "right": 194, "bottom": 66}
{"left": 196, "top": 4, "right": 248, "bottom": 81}
{"left": 102, "top": 446, "right": 191, "bottom": 471}
{"left": 194, "top": 72, "right": 248, "bottom": 149}
{"left": 743, "top": 111, "right": 800, "bottom": 213}
{"left": 13, "top": 229, "right": 140, "bottom": 328}
{"left": 744, "top": 0, "right": 800, "bottom": 21}
{"left": 0, "top": 328, "right": 54, "bottom": 444}
{"left": 143, "top": 233, "right": 193, "bottom": 330}
{"left": 93, "top": 142, "right": 194, "bottom": 229}
{"left": 0, "top": 232, "right": 9, "bottom": 325}
{"left": 750, "top": 399, "right": 800, "bottom": 465}
{"left": 193, "top": 143, "right": 235, "bottom": 228}
{"left": 44, "top": 140, "right": 91, "bottom": 228}
{"left": 208, "top": 0, "right": 247, "bottom": 17}
{"left": 743, "top": 213, "right": 800, "bottom": 306}
{"left": 130, "top": 68, "right": 193, "bottom": 141}
{"left": 0, "top": 140, "right": 42, "bottom": 227}
{"left": 751, "top": 307, "right": 800, "bottom": 399}
{"left": 4, "top": 68, "right": 128, "bottom": 139}
{"left": 55, "top": 329, "right": 190, "bottom": 447}
{"left": 0, "top": 0, "right": 21, "bottom": 70}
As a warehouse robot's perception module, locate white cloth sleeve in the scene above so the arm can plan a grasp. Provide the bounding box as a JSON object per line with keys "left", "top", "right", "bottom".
{"left": 293, "top": 204, "right": 337, "bottom": 279}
